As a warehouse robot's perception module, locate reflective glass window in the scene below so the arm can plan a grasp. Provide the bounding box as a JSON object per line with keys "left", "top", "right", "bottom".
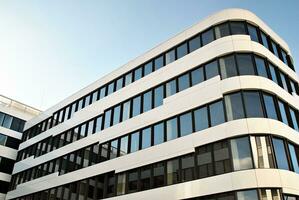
{"left": 236, "top": 54, "right": 255, "bottom": 75}
{"left": 104, "top": 110, "right": 112, "bottom": 129}
{"left": 215, "top": 22, "right": 230, "bottom": 39}
{"left": 191, "top": 67, "right": 204, "bottom": 86}
{"left": 128, "top": 170, "right": 138, "bottom": 193}
{"left": 179, "top": 112, "right": 193, "bottom": 136}
{"left": 197, "top": 145, "right": 213, "bottom": 178}
{"left": 219, "top": 55, "right": 238, "bottom": 79}
{"left": 288, "top": 143, "right": 299, "bottom": 173}
{"left": 154, "top": 85, "right": 164, "bottom": 108}
{"left": 205, "top": 60, "right": 219, "bottom": 79}
{"left": 254, "top": 56, "right": 268, "bottom": 78}
{"left": 110, "top": 140, "right": 118, "bottom": 159}
{"left": 278, "top": 101, "right": 289, "bottom": 125}
{"left": 112, "top": 105, "right": 121, "bottom": 125}
{"left": 263, "top": 94, "right": 278, "bottom": 120}
{"left": 273, "top": 138, "right": 289, "bottom": 170}
{"left": 130, "top": 132, "right": 139, "bottom": 153}
{"left": 165, "top": 49, "right": 175, "bottom": 65}
{"left": 154, "top": 55, "right": 164, "bottom": 71}
{"left": 125, "top": 72, "right": 132, "bottom": 86}
{"left": 166, "top": 79, "right": 177, "bottom": 97}
{"left": 261, "top": 32, "right": 269, "bottom": 49}
{"left": 166, "top": 118, "right": 178, "bottom": 141}
{"left": 122, "top": 100, "right": 131, "bottom": 121}
{"left": 289, "top": 108, "right": 299, "bottom": 131}
{"left": 167, "top": 158, "right": 179, "bottom": 185}
{"left": 143, "top": 90, "right": 152, "bottom": 112}
{"left": 119, "top": 136, "right": 128, "bottom": 157}
{"left": 224, "top": 92, "right": 245, "bottom": 121}
{"left": 230, "top": 137, "right": 253, "bottom": 170}
{"left": 154, "top": 122, "right": 164, "bottom": 145}
{"left": 189, "top": 35, "right": 201, "bottom": 52}
{"left": 230, "top": 21, "right": 246, "bottom": 35}
{"left": 144, "top": 61, "right": 153, "bottom": 76}
{"left": 243, "top": 91, "right": 264, "bottom": 118}
{"left": 178, "top": 73, "right": 190, "bottom": 92}
{"left": 209, "top": 100, "right": 225, "bottom": 126}
{"left": 116, "top": 77, "right": 123, "bottom": 91}
{"left": 132, "top": 96, "right": 141, "bottom": 117}
{"left": 134, "top": 67, "right": 142, "bottom": 81}
{"left": 177, "top": 42, "right": 188, "bottom": 59}
{"left": 194, "top": 106, "right": 209, "bottom": 131}
{"left": 202, "top": 29, "right": 214, "bottom": 46}
{"left": 141, "top": 127, "right": 151, "bottom": 149}
{"left": 153, "top": 163, "right": 165, "bottom": 188}
{"left": 181, "top": 154, "right": 195, "bottom": 182}
{"left": 237, "top": 190, "right": 259, "bottom": 200}
{"left": 107, "top": 82, "right": 114, "bottom": 95}
{"left": 248, "top": 24, "right": 259, "bottom": 42}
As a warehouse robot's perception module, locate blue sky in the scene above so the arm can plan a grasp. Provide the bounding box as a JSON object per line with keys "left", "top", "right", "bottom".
{"left": 0, "top": 0, "right": 298, "bottom": 110}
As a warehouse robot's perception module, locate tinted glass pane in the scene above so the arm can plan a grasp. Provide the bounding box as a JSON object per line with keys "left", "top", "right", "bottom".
{"left": 10, "top": 118, "right": 21, "bottom": 132}
{"left": 116, "top": 77, "right": 123, "bottom": 91}
{"left": 107, "top": 82, "right": 114, "bottom": 95}
{"left": 134, "top": 67, "right": 142, "bottom": 81}
{"left": 166, "top": 79, "right": 177, "bottom": 97}
{"left": 288, "top": 144, "right": 299, "bottom": 173}
{"left": 122, "top": 101, "right": 131, "bottom": 121}
{"left": 280, "top": 72, "right": 288, "bottom": 91}
{"left": 143, "top": 90, "right": 152, "bottom": 112}
{"left": 271, "top": 41, "right": 279, "bottom": 57}
{"left": 209, "top": 101, "right": 225, "bottom": 126}
{"left": 197, "top": 145, "right": 213, "bottom": 178}
{"left": 0, "top": 134, "right": 6, "bottom": 145}
{"left": 205, "top": 60, "right": 219, "bottom": 79}
{"left": 140, "top": 166, "right": 151, "bottom": 191}
{"left": 236, "top": 54, "right": 255, "bottom": 75}
{"left": 167, "top": 159, "right": 179, "bottom": 185}
{"left": 166, "top": 118, "right": 178, "bottom": 141}
{"left": 189, "top": 35, "right": 201, "bottom": 52}
{"left": 154, "top": 123, "right": 164, "bottom": 145}
{"left": 104, "top": 110, "right": 112, "bottom": 129}
{"left": 0, "top": 113, "right": 4, "bottom": 125}
{"left": 243, "top": 92, "right": 264, "bottom": 118}
{"left": 99, "top": 87, "right": 106, "bottom": 99}
{"left": 116, "top": 173, "right": 126, "bottom": 195}
{"left": 215, "top": 22, "right": 230, "bottom": 39}
{"left": 181, "top": 154, "right": 195, "bottom": 182}
{"left": 230, "top": 21, "right": 246, "bottom": 35}
{"left": 281, "top": 50, "right": 288, "bottom": 64}
{"left": 177, "top": 43, "right": 188, "bottom": 59}
{"left": 110, "top": 140, "right": 118, "bottom": 159}
{"left": 154, "top": 85, "right": 164, "bottom": 108}
{"left": 219, "top": 55, "right": 238, "bottom": 79}
{"left": 194, "top": 106, "right": 209, "bottom": 131}
{"left": 130, "top": 132, "right": 139, "bottom": 153}
{"left": 132, "top": 96, "right": 141, "bottom": 117}
{"left": 2, "top": 115, "right": 13, "bottom": 129}
{"left": 263, "top": 94, "right": 278, "bottom": 120}
{"left": 269, "top": 63, "right": 278, "bottom": 84}
{"left": 125, "top": 72, "right": 133, "bottom": 86}
{"left": 273, "top": 138, "right": 289, "bottom": 170}
{"left": 128, "top": 170, "right": 138, "bottom": 193}
{"left": 112, "top": 105, "right": 121, "bottom": 125}
{"left": 261, "top": 32, "right": 269, "bottom": 49}
{"left": 141, "top": 127, "right": 151, "bottom": 149}
{"left": 179, "top": 112, "right": 193, "bottom": 136}
{"left": 224, "top": 92, "right": 245, "bottom": 121}
{"left": 289, "top": 108, "right": 299, "bottom": 131}
{"left": 290, "top": 80, "right": 297, "bottom": 94}
{"left": 119, "top": 136, "right": 128, "bottom": 156}
{"left": 191, "top": 67, "right": 204, "bottom": 85}
{"left": 95, "top": 116, "right": 103, "bottom": 132}
{"left": 154, "top": 55, "right": 164, "bottom": 71}
{"left": 144, "top": 61, "right": 153, "bottom": 76}
{"left": 153, "top": 163, "right": 165, "bottom": 188}
{"left": 6, "top": 136, "right": 20, "bottom": 149}
{"left": 278, "top": 101, "right": 289, "bottom": 125}
{"left": 248, "top": 24, "right": 259, "bottom": 42}
{"left": 213, "top": 141, "right": 231, "bottom": 174}
{"left": 178, "top": 74, "right": 190, "bottom": 92}
{"left": 230, "top": 137, "right": 253, "bottom": 170}
{"left": 165, "top": 49, "right": 175, "bottom": 65}
{"left": 254, "top": 56, "right": 268, "bottom": 78}
{"left": 237, "top": 190, "right": 259, "bottom": 200}
{"left": 202, "top": 29, "right": 214, "bottom": 46}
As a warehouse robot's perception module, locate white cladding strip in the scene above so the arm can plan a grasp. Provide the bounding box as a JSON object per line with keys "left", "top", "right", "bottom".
{"left": 0, "top": 146, "right": 17, "bottom": 160}
{"left": 20, "top": 35, "right": 299, "bottom": 150}
{"left": 6, "top": 168, "right": 299, "bottom": 199}
{"left": 0, "top": 127, "right": 22, "bottom": 140}
{"left": 0, "top": 105, "right": 35, "bottom": 122}
{"left": 0, "top": 172, "right": 11, "bottom": 183}
{"left": 14, "top": 74, "right": 299, "bottom": 174}
{"left": 25, "top": 8, "right": 293, "bottom": 130}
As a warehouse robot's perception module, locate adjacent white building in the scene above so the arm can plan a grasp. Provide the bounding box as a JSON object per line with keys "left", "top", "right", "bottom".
{"left": 6, "top": 9, "right": 299, "bottom": 200}
{"left": 0, "top": 95, "right": 40, "bottom": 200}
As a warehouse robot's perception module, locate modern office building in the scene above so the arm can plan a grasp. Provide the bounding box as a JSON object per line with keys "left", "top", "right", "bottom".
{"left": 6, "top": 8, "right": 299, "bottom": 200}
{"left": 0, "top": 95, "right": 40, "bottom": 200}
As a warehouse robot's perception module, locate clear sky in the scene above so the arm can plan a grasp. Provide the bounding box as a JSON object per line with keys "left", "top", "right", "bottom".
{"left": 0, "top": 0, "right": 298, "bottom": 111}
